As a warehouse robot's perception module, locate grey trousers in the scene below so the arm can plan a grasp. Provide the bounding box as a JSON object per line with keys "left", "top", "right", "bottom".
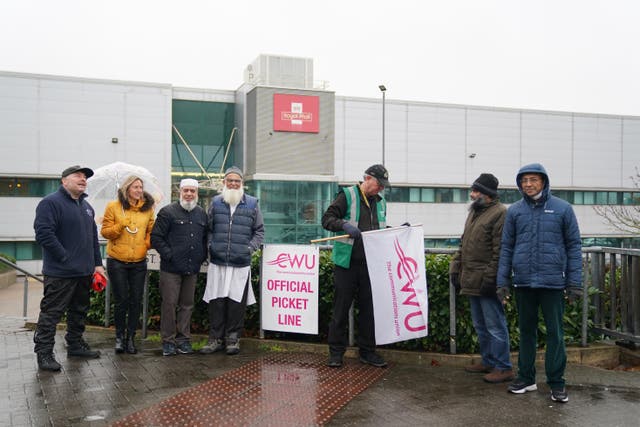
{"left": 159, "top": 271, "right": 197, "bottom": 344}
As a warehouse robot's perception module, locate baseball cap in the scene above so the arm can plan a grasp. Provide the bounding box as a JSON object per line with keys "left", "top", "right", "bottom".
{"left": 62, "top": 165, "right": 94, "bottom": 179}
{"left": 365, "top": 164, "right": 390, "bottom": 187}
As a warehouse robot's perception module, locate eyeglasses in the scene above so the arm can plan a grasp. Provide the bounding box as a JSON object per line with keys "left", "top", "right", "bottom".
{"left": 520, "top": 177, "right": 541, "bottom": 184}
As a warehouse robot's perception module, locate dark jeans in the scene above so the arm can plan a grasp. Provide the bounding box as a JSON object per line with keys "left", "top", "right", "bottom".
{"left": 515, "top": 287, "right": 567, "bottom": 389}
{"left": 107, "top": 258, "right": 147, "bottom": 338}
{"left": 34, "top": 275, "right": 92, "bottom": 354}
{"left": 207, "top": 279, "right": 249, "bottom": 342}
{"left": 469, "top": 295, "right": 512, "bottom": 370}
{"left": 159, "top": 271, "right": 197, "bottom": 344}
{"left": 327, "top": 263, "right": 375, "bottom": 356}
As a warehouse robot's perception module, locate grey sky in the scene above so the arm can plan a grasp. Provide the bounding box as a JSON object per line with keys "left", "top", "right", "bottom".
{"left": 1, "top": 0, "right": 638, "bottom": 116}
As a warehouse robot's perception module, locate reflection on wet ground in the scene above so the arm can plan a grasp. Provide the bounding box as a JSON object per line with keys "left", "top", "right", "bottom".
{"left": 111, "top": 353, "right": 387, "bottom": 426}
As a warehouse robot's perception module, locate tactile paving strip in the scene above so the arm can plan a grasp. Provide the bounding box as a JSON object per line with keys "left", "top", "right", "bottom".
{"left": 111, "top": 353, "right": 388, "bottom": 426}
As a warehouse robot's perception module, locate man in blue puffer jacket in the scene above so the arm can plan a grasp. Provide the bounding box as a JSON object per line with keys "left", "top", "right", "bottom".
{"left": 496, "top": 163, "right": 582, "bottom": 403}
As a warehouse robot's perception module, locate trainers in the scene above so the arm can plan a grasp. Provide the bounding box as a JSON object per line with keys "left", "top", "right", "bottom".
{"left": 162, "top": 342, "right": 177, "bottom": 357}
{"left": 177, "top": 342, "right": 194, "bottom": 354}
{"left": 37, "top": 353, "right": 61, "bottom": 371}
{"left": 550, "top": 388, "right": 569, "bottom": 403}
{"left": 508, "top": 379, "right": 538, "bottom": 394}
{"left": 327, "top": 354, "right": 343, "bottom": 368}
{"left": 199, "top": 339, "right": 225, "bottom": 354}
{"left": 483, "top": 368, "right": 515, "bottom": 383}
{"left": 67, "top": 339, "right": 101, "bottom": 358}
{"left": 226, "top": 340, "right": 240, "bottom": 355}
{"left": 464, "top": 363, "right": 492, "bottom": 374}
{"left": 359, "top": 352, "right": 388, "bottom": 368}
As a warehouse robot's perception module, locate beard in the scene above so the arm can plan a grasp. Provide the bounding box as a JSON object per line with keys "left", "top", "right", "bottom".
{"left": 180, "top": 196, "right": 198, "bottom": 212}
{"left": 468, "top": 195, "right": 487, "bottom": 212}
{"left": 222, "top": 186, "right": 244, "bottom": 206}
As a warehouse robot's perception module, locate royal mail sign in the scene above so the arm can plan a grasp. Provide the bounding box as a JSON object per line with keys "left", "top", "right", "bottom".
{"left": 273, "top": 94, "right": 319, "bottom": 133}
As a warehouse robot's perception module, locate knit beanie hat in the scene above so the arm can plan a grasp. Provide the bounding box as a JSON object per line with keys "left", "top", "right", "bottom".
{"left": 472, "top": 173, "right": 499, "bottom": 198}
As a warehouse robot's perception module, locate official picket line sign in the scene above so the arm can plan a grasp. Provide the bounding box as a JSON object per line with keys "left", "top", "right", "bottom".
{"left": 261, "top": 244, "right": 319, "bottom": 334}
{"left": 362, "top": 225, "right": 429, "bottom": 345}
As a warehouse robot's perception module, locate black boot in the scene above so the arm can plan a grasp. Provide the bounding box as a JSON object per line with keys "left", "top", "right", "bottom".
{"left": 37, "top": 352, "right": 61, "bottom": 371}
{"left": 126, "top": 334, "right": 137, "bottom": 354}
{"left": 67, "top": 339, "right": 100, "bottom": 358}
{"left": 115, "top": 335, "right": 125, "bottom": 354}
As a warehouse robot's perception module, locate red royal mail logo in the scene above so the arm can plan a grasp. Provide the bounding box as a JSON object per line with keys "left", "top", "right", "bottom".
{"left": 273, "top": 94, "right": 319, "bottom": 133}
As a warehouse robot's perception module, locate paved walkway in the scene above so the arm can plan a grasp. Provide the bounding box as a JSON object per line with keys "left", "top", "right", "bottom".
{"left": 1, "top": 279, "right": 639, "bottom": 426}
{"left": 1, "top": 315, "right": 639, "bottom": 427}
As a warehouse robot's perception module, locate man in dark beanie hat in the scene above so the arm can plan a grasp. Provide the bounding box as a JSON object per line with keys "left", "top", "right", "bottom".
{"left": 450, "top": 172, "right": 513, "bottom": 383}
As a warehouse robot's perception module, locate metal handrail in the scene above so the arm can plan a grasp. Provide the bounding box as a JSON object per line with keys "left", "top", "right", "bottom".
{"left": 0, "top": 256, "right": 43, "bottom": 319}
{"left": 13, "top": 245, "right": 638, "bottom": 350}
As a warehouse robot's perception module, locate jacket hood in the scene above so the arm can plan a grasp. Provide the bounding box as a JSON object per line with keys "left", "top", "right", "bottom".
{"left": 516, "top": 163, "right": 550, "bottom": 200}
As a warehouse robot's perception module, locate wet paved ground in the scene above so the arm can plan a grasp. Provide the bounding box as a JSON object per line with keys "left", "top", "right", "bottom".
{"left": 1, "top": 316, "right": 639, "bottom": 426}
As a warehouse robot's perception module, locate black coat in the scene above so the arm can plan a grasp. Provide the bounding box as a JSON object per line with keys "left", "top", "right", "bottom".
{"left": 151, "top": 202, "right": 208, "bottom": 275}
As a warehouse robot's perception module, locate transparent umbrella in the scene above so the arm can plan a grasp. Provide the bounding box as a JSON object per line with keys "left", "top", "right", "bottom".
{"left": 86, "top": 161, "right": 165, "bottom": 226}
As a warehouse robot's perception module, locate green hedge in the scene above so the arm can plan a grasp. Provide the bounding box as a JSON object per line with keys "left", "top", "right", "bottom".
{"left": 0, "top": 253, "right": 17, "bottom": 273}
{"left": 87, "top": 251, "right": 598, "bottom": 353}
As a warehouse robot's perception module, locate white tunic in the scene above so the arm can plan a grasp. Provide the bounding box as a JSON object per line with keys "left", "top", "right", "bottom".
{"left": 202, "top": 263, "right": 256, "bottom": 305}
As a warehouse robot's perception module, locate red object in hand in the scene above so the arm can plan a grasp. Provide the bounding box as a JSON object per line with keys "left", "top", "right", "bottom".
{"left": 92, "top": 271, "right": 107, "bottom": 292}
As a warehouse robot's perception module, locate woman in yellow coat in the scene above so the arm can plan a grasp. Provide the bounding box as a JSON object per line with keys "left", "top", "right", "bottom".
{"left": 101, "top": 175, "right": 155, "bottom": 354}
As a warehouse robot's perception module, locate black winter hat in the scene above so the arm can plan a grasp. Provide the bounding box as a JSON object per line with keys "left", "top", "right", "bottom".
{"left": 472, "top": 173, "right": 499, "bottom": 198}
{"left": 365, "top": 164, "right": 390, "bottom": 187}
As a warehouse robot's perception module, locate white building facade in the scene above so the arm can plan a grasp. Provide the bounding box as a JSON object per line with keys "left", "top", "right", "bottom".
{"left": 1, "top": 56, "right": 639, "bottom": 274}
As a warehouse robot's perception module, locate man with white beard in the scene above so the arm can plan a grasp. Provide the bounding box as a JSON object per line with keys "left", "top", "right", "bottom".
{"left": 200, "top": 166, "right": 264, "bottom": 355}
{"left": 151, "top": 179, "right": 208, "bottom": 356}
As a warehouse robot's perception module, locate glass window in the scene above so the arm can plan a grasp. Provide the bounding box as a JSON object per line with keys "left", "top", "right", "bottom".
{"left": 595, "top": 192, "right": 608, "bottom": 204}
{"left": 623, "top": 192, "right": 633, "bottom": 205}
{"left": 386, "top": 187, "right": 408, "bottom": 202}
{"left": 436, "top": 188, "right": 453, "bottom": 203}
{"left": 553, "top": 190, "right": 572, "bottom": 203}
{"left": 582, "top": 192, "right": 595, "bottom": 204}
{"left": 574, "top": 192, "right": 584, "bottom": 204}
{"left": 409, "top": 188, "right": 421, "bottom": 202}
{"left": 451, "top": 189, "right": 465, "bottom": 203}
{"left": 608, "top": 192, "right": 620, "bottom": 204}
{"left": 421, "top": 188, "right": 435, "bottom": 202}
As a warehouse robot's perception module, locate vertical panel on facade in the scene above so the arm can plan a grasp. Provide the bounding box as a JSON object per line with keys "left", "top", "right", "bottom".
{"left": 520, "top": 112, "right": 573, "bottom": 186}
{"left": 573, "top": 116, "right": 623, "bottom": 188}
{"left": 245, "top": 87, "right": 334, "bottom": 176}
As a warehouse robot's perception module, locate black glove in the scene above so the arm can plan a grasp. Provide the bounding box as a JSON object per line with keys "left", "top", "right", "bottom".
{"left": 567, "top": 286, "right": 583, "bottom": 304}
{"left": 496, "top": 286, "right": 510, "bottom": 301}
{"left": 342, "top": 222, "right": 362, "bottom": 239}
{"left": 450, "top": 273, "right": 461, "bottom": 294}
{"left": 401, "top": 222, "right": 411, "bottom": 227}
{"left": 479, "top": 278, "right": 497, "bottom": 297}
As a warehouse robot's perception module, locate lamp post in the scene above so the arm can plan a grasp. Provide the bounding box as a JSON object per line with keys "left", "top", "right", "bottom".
{"left": 379, "top": 85, "right": 386, "bottom": 165}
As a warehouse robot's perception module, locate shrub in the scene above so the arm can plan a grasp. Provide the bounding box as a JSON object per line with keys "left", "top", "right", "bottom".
{"left": 87, "top": 250, "right": 597, "bottom": 353}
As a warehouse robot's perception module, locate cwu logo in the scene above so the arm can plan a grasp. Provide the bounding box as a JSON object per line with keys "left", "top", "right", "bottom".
{"left": 394, "top": 238, "right": 426, "bottom": 332}
{"left": 267, "top": 253, "right": 316, "bottom": 269}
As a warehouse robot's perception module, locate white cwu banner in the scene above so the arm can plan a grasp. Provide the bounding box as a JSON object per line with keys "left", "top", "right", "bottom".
{"left": 362, "top": 225, "right": 429, "bottom": 345}
{"left": 260, "top": 244, "right": 319, "bottom": 335}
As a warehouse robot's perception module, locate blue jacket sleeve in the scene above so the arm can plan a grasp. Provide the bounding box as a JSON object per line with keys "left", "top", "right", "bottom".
{"left": 563, "top": 206, "right": 583, "bottom": 286}
{"left": 497, "top": 208, "right": 515, "bottom": 287}
{"left": 34, "top": 199, "right": 68, "bottom": 262}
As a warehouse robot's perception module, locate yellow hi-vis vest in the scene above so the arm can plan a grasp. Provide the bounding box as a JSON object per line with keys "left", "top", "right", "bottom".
{"left": 332, "top": 185, "right": 387, "bottom": 268}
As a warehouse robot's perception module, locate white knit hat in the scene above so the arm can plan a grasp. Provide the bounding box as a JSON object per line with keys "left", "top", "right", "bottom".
{"left": 179, "top": 178, "right": 199, "bottom": 188}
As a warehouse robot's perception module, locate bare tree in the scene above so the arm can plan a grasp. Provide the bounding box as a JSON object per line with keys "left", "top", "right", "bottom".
{"left": 594, "top": 168, "right": 640, "bottom": 234}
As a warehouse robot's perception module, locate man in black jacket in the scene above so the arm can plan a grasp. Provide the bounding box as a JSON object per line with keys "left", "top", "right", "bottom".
{"left": 33, "top": 165, "right": 104, "bottom": 371}
{"left": 151, "top": 179, "right": 208, "bottom": 356}
{"left": 322, "top": 164, "right": 390, "bottom": 368}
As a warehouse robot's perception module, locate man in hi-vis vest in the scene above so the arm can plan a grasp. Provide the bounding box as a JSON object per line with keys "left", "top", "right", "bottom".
{"left": 321, "top": 164, "right": 389, "bottom": 368}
